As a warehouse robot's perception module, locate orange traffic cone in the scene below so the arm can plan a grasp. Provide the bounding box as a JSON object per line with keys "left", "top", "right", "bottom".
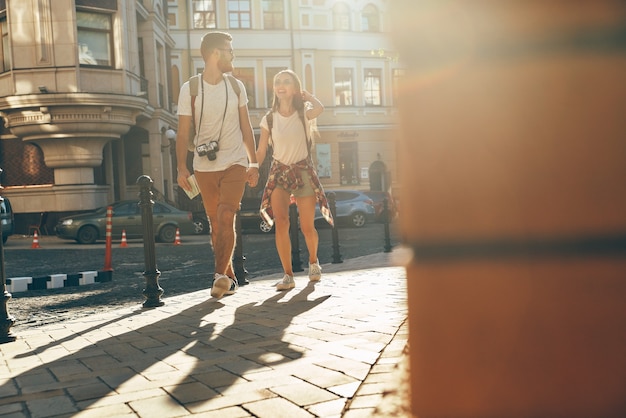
{"left": 31, "top": 231, "right": 41, "bottom": 248}
{"left": 173, "top": 228, "right": 182, "bottom": 245}
{"left": 120, "top": 230, "right": 128, "bottom": 247}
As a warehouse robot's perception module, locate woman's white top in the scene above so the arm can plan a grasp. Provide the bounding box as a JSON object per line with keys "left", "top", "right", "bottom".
{"left": 260, "top": 110, "right": 309, "bottom": 165}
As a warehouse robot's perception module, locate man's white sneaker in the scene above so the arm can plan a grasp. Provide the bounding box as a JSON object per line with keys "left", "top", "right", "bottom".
{"left": 308, "top": 260, "right": 322, "bottom": 282}
{"left": 276, "top": 274, "right": 295, "bottom": 290}
{"left": 211, "top": 274, "right": 234, "bottom": 299}
{"left": 225, "top": 277, "right": 239, "bottom": 295}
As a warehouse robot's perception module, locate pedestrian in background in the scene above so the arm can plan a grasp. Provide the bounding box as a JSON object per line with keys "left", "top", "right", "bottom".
{"left": 256, "top": 69, "right": 333, "bottom": 290}
{"left": 176, "top": 31, "right": 259, "bottom": 299}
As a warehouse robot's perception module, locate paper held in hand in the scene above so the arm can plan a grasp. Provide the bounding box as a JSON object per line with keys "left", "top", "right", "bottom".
{"left": 184, "top": 174, "right": 200, "bottom": 199}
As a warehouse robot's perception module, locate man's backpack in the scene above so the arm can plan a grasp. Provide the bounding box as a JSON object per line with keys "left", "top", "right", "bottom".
{"left": 187, "top": 74, "right": 241, "bottom": 152}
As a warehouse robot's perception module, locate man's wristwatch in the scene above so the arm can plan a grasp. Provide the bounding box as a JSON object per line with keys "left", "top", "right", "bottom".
{"left": 249, "top": 163, "right": 259, "bottom": 169}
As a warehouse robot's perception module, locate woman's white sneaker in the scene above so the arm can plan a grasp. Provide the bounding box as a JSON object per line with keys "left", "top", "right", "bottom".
{"left": 276, "top": 274, "right": 295, "bottom": 290}
{"left": 308, "top": 260, "right": 322, "bottom": 282}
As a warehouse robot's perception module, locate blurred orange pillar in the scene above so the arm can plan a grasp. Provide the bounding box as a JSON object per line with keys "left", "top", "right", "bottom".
{"left": 391, "top": 1, "right": 626, "bottom": 416}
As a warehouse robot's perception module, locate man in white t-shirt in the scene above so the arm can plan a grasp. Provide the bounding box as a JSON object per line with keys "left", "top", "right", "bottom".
{"left": 176, "top": 31, "right": 259, "bottom": 299}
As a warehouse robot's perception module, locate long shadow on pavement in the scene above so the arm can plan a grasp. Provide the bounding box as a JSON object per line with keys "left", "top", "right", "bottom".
{"left": 0, "top": 283, "right": 330, "bottom": 416}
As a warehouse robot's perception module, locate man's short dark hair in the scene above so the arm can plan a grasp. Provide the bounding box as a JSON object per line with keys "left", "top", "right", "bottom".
{"left": 200, "top": 31, "right": 233, "bottom": 60}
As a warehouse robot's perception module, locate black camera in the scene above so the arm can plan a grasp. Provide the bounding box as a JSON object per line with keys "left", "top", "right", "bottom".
{"left": 196, "top": 141, "right": 219, "bottom": 161}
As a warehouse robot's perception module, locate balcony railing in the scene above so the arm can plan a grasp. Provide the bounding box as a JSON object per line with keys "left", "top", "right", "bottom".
{"left": 140, "top": 77, "right": 149, "bottom": 101}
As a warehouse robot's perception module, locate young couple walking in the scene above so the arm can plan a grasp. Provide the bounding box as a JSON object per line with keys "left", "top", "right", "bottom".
{"left": 176, "top": 31, "right": 333, "bottom": 299}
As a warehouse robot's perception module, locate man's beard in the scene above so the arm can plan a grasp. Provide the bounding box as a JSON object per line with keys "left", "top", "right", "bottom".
{"left": 218, "top": 60, "right": 234, "bottom": 73}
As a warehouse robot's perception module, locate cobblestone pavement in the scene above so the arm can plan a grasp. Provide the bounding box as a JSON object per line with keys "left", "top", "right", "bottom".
{"left": 4, "top": 223, "right": 400, "bottom": 331}
{"left": 1, "top": 248, "right": 412, "bottom": 417}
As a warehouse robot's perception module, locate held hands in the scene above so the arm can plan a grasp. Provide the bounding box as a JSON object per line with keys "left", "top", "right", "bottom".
{"left": 247, "top": 167, "right": 260, "bottom": 187}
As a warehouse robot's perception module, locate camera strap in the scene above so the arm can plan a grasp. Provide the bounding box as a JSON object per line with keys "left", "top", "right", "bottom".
{"left": 198, "top": 76, "right": 229, "bottom": 145}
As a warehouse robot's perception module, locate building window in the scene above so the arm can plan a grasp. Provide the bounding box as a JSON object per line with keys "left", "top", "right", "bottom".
{"left": 339, "top": 142, "right": 359, "bottom": 185}
{"left": 262, "top": 0, "right": 284, "bottom": 29}
{"left": 1, "top": 16, "right": 9, "bottom": 72}
{"left": 228, "top": 0, "right": 251, "bottom": 29}
{"left": 232, "top": 68, "right": 256, "bottom": 108}
{"left": 363, "top": 69, "right": 381, "bottom": 106}
{"left": 392, "top": 68, "right": 404, "bottom": 105}
{"left": 77, "top": 11, "right": 113, "bottom": 66}
{"left": 266, "top": 66, "right": 286, "bottom": 107}
{"left": 333, "top": 2, "right": 351, "bottom": 31}
{"left": 334, "top": 68, "right": 353, "bottom": 106}
{"left": 156, "top": 43, "right": 165, "bottom": 107}
{"left": 361, "top": 4, "right": 379, "bottom": 32}
{"left": 193, "top": 0, "right": 216, "bottom": 29}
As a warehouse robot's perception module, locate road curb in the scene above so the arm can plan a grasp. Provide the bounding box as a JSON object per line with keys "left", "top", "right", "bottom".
{"left": 6, "top": 270, "right": 113, "bottom": 293}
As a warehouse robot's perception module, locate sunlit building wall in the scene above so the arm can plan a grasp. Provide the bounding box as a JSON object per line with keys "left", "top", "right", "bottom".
{"left": 0, "top": 0, "right": 400, "bottom": 232}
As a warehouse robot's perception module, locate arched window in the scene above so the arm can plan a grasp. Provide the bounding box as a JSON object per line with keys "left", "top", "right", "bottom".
{"left": 0, "top": 140, "right": 54, "bottom": 186}
{"left": 333, "top": 2, "right": 351, "bottom": 31}
{"left": 361, "top": 4, "right": 379, "bottom": 32}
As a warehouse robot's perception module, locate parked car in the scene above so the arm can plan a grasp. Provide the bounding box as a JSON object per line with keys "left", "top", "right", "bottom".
{"left": 191, "top": 212, "right": 209, "bottom": 235}
{"left": 316, "top": 190, "right": 376, "bottom": 227}
{"left": 238, "top": 197, "right": 273, "bottom": 233}
{"left": 1, "top": 197, "right": 14, "bottom": 243}
{"left": 363, "top": 191, "right": 397, "bottom": 222}
{"left": 188, "top": 197, "right": 274, "bottom": 235}
{"left": 237, "top": 189, "right": 377, "bottom": 231}
{"left": 55, "top": 200, "right": 195, "bottom": 244}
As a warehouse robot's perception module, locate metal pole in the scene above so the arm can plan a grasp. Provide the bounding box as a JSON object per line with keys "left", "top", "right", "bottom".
{"left": 137, "top": 175, "right": 164, "bottom": 307}
{"left": 383, "top": 196, "right": 393, "bottom": 253}
{"left": 329, "top": 192, "right": 343, "bottom": 264}
{"left": 233, "top": 211, "right": 249, "bottom": 285}
{"left": 0, "top": 168, "right": 16, "bottom": 343}
{"left": 101, "top": 206, "right": 114, "bottom": 282}
{"left": 289, "top": 201, "right": 304, "bottom": 272}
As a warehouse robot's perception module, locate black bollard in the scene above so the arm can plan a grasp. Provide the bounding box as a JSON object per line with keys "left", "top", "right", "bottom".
{"left": 289, "top": 201, "right": 304, "bottom": 272}
{"left": 233, "top": 210, "right": 249, "bottom": 285}
{"left": 137, "top": 175, "right": 164, "bottom": 307}
{"left": 383, "top": 196, "right": 393, "bottom": 253}
{"left": 0, "top": 169, "right": 16, "bottom": 343}
{"left": 328, "top": 192, "right": 343, "bottom": 264}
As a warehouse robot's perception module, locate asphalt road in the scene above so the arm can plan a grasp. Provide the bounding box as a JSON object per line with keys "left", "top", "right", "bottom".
{"left": 3, "top": 222, "right": 401, "bottom": 330}
{"left": 4, "top": 222, "right": 400, "bottom": 278}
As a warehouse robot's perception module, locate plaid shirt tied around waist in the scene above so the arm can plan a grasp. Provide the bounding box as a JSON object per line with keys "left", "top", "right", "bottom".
{"left": 259, "top": 158, "right": 334, "bottom": 227}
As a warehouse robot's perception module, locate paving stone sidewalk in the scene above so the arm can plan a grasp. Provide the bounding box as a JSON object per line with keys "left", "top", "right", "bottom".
{"left": 0, "top": 250, "right": 410, "bottom": 417}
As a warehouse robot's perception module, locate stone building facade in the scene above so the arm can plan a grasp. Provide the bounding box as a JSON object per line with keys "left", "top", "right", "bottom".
{"left": 0, "top": 0, "right": 399, "bottom": 233}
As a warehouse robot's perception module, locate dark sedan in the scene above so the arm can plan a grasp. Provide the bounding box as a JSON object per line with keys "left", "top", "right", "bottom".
{"left": 1, "top": 196, "right": 14, "bottom": 243}
{"left": 55, "top": 200, "right": 195, "bottom": 244}
{"left": 238, "top": 197, "right": 273, "bottom": 233}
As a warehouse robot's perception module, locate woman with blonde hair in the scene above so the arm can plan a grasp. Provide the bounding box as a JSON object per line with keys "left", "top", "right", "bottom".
{"left": 257, "top": 69, "right": 333, "bottom": 290}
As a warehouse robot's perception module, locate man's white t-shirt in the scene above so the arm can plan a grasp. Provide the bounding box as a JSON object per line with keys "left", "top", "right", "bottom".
{"left": 177, "top": 75, "right": 249, "bottom": 172}
{"left": 260, "top": 110, "right": 310, "bottom": 166}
